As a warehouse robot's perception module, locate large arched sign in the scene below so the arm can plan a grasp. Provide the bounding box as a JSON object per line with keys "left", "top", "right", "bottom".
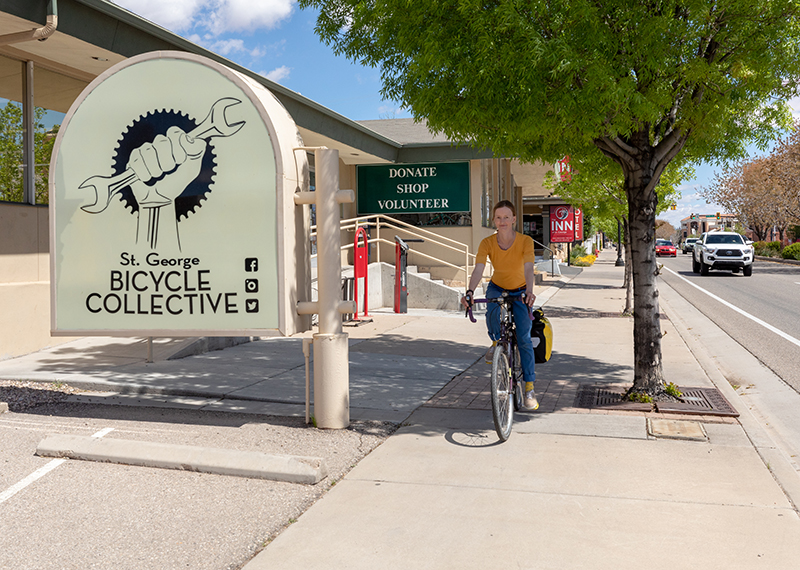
{"left": 49, "top": 52, "right": 310, "bottom": 336}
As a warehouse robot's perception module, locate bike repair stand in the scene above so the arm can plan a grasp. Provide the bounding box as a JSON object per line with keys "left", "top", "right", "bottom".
{"left": 394, "top": 236, "right": 423, "bottom": 313}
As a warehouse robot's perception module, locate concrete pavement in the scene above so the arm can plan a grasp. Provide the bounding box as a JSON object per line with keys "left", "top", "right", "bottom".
{"left": 2, "top": 249, "right": 800, "bottom": 569}
{"left": 241, "top": 250, "right": 800, "bottom": 570}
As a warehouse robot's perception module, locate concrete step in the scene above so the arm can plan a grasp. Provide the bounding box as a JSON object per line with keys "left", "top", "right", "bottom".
{"left": 342, "top": 263, "right": 462, "bottom": 311}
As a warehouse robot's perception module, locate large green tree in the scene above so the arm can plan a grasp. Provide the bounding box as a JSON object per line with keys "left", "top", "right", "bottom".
{"left": 301, "top": 0, "right": 800, "bottom": 394}
{"left": 0, "top": 101, "right": 56, "bottom": 204}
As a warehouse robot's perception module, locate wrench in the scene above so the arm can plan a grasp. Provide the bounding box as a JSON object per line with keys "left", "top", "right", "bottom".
{"left": 80, "top": 97, "right": 246, "bottom": 214}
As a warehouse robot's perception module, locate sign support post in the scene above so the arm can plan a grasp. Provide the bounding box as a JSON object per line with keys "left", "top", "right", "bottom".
{"left": 295, "top": 148, "right": 355, "bottom": 429}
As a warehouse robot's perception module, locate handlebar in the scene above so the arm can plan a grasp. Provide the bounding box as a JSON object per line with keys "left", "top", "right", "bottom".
{"left": 464, "top": 294, "right": 533, "bottom": 323}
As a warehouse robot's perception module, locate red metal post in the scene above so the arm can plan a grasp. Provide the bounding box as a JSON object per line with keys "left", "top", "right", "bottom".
{"left": 353, "top": 227, "right": 369, "bottom": 319}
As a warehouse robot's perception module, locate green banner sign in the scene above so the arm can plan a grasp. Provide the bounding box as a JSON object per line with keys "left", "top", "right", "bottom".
{"left": 357, "top": 162, "right": 470, "bottom": 215}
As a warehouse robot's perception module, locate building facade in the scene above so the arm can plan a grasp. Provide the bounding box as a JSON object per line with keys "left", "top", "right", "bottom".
{"left": 0, "top": 1, "right": 573, "bottom": 358}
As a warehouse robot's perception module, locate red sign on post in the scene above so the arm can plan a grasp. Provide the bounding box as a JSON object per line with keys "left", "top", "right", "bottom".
{"left": 573, "top": 208, "right": 583, "bottom": 241}
{"left": 550, "top": 205, "right": 575, "bottom": 243}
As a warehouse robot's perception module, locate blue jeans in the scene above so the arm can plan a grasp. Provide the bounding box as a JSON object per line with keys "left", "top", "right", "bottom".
{"left": 485, "top": 282, "right": 536, "bottom": 386}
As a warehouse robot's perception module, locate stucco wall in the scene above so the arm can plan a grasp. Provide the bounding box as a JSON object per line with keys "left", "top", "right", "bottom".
{"left": 0, "top": 202, "right": 79, "bottom": 359}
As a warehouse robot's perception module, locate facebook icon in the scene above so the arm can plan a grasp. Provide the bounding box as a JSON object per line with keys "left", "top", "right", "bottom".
{"left": 245, "top": 258, "right": 258, "bottom": 272}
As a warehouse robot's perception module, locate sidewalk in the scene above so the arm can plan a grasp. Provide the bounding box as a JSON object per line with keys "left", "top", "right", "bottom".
{"left": 2, "top": 250, "right": 800, "bottom": 568}
{"left": 240, "top": 250, "right": 800, "bottom": 570}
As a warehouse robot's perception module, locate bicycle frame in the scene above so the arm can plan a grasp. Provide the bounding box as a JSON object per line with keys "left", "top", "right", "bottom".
{"left": 467, "top": 292, "right": 530, "bottom": 439}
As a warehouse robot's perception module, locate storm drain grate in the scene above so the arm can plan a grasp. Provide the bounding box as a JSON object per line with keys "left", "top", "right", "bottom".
{"left": 574, "top": 386, "right": 653, "bottom": 412}
{"left": 574, "top": 385, "right": 739, "bottom": 417}
{"left": 655, "top": 387, "right": 739, "bottom": 417}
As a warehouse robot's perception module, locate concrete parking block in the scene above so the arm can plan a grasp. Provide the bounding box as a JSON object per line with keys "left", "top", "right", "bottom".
{"left": 36, "top": 434, "right": 328, "bottom": 484}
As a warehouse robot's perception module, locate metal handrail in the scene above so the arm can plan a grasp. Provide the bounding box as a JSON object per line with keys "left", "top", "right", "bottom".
{"left": 531, "top": 237, "right": 561, "bottom": 276}
{"left": 310, "top": 213, "right": 477, "bottom": 284}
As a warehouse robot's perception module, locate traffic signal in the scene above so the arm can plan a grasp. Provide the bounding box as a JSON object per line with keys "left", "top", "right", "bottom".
{"left": 716, "top": 212, "right": 721, "bottom": 221}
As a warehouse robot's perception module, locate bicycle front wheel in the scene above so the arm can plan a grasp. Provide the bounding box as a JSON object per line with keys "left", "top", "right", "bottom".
{"left": 490, "top": 344, "right": 514, "bottom": 441}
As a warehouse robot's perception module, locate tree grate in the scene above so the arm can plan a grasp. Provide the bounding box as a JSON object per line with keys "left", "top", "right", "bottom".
{"left": 655, "top": 387, "right": 739, "bottom": 417}
{"left": 574, "top": 386, "right": 739, "bottom": 417}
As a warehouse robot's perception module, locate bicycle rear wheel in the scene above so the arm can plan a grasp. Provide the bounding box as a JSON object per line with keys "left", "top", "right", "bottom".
{"left": 490, "top": 344, "right": 513, "bottom": 441}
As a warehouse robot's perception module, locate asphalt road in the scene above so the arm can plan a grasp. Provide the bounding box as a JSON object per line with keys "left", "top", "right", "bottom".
{"left": 657, "top": 253, "right": 800, "bottom": 394}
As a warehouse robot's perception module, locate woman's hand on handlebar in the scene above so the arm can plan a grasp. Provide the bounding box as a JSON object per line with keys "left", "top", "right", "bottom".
{"left": 524, "top": 290, "right": 536, "bottom": 308}
{"left": 461, "top": 289, "right": 474, "bottom": 310}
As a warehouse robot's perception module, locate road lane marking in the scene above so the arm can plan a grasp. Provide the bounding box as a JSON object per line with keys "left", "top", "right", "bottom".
{"left": 664, "top": 267, "right": 800, "bottom": 349}
{"left": 0, "top": 427, "right": 114, "bottom": 505}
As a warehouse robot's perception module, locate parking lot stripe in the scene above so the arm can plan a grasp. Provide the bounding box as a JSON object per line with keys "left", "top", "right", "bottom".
{"left": 0, "top": 427, "right": 114, "bottom": 505}
{"left": 0, "top": 458, "right": 67, "bottom": 504}
{"left": 92, "top": 427, "right": 115, "bottom": 438}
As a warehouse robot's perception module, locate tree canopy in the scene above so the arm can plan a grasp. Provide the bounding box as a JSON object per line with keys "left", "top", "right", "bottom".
{"left": 301, "top": 0, "right": 800, "bottom": 392}
{"left": 302, "top": 0, "right": 799, "bottom": 169}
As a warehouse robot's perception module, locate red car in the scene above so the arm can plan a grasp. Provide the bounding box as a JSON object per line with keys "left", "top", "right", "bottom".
{"left": 655, "top": 239, "right": 677, "bottom": 257}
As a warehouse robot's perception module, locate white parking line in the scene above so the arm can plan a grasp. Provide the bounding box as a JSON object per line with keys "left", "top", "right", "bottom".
{"left": 0, "top": 427, "right": 114, "bottom": 505}
{"left": 664, "top": 267, "right": 800, "bottom": 349}
{"left": 0, "top": 458, "right": 67, "bottom": 504}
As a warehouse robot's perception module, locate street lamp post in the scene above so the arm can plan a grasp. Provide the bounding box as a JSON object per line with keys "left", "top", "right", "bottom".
{"left": 615, "top": 220, "right": 625, "bottom": 266}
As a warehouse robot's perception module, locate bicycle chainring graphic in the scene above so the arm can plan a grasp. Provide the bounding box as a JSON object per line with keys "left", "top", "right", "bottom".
{"left": 111, "top": 109, "right": 217, "bottom": 221}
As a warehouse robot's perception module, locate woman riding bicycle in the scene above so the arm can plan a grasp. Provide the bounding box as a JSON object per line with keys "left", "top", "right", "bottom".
{"left": 461, "top": 200, "right": 538, "bottom": 411}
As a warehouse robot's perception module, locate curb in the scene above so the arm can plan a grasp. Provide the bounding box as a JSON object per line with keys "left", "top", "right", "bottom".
{"left": 36, "top": 434, "right": 328, "bottom": 485}
{"left": 754, "top": 255, "right": 800, "bottom": 266}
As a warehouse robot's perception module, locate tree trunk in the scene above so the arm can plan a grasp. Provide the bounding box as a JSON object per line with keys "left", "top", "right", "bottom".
{"left": 625, "top": 167, "right": 666, "bottom": 393}
{"left": 623, "top": 217, "right": 633, "bottom": 315}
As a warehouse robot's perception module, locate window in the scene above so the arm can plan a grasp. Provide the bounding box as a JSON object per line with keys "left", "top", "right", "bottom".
{"left": 0, "top": 55, "right": 69, "bottom": 205}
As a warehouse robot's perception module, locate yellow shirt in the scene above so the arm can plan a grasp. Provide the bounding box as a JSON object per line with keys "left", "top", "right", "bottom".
{"left": 476, "top": 232, "right": 535, "bottom": 290}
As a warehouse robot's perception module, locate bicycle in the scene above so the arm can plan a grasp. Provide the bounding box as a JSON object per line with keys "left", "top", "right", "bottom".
{"left": 466, "top": 292, "right": 530, "bottom": 441}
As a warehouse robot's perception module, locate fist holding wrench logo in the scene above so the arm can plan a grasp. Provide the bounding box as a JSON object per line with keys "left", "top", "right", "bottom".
{"left": 127, "top": 126, "right": 206, "bottom": 208}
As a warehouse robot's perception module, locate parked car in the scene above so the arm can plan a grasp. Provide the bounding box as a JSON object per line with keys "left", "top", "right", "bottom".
{"left": 655, "top": 239, "right": 677, "bottom": 257}
{"left": 692, "top": 231, "right": 754, "bottom": 276}
{"left": 682, "top": 237, "right": 699, "bottom": 254}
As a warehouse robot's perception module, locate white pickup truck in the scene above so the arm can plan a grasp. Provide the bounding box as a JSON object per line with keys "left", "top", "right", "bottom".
{"left": 692, "top": 231, "right": 754, "bottom": 276}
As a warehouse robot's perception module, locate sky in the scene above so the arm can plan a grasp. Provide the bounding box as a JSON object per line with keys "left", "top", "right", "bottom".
{"left": 87, "top": 3, "right": 800, "bottom": 228}
{"left": 111, "top": 0, "right": 409, "bottom": 120}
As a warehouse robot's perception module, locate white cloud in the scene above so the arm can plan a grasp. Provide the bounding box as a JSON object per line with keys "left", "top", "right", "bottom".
{"left": 114, "top": 0, "right": 295, "bottom": 36}
{"left": 207, "top": 0, "right": 295, "bottom": 35}
{"left": 265, "top": 66, "right": 291, "bottom": 83}
{"left": 787, "top": 96, "right": 800, "bottom": 121}
{"left": 113, "top": 0, "right": 205, "bottom": 32}
{"left": 210, "top": 38, "right": 246, "bottom": 55}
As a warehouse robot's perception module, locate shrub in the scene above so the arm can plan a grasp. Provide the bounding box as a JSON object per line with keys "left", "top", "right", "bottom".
{"left": 782, "top": 242, "right": 800, "bottom": 260}
{"left": 753, "top": 241, "right": 781, "bottom": 257}
{"left": 572, "top": 254, "right": 596, "bottom": 266}
{"left": 570, "top": 245, "right": 588, "bottom": 260}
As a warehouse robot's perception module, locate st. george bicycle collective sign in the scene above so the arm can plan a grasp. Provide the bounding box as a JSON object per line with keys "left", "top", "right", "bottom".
{"left": 50, "top": 52, "right": 297, "bottom": 336}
